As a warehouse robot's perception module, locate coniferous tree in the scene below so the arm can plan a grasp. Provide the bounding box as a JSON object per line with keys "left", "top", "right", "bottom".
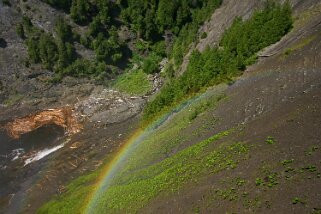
{"left": 26, "top": 37, "right": 40, "bottom": 63}
{"left": 39, "top": 33, "right": 58, "bottom": 69}
{"left": 16, "top": 23, "right": 25, "bottom": 39}
{"left": 70, "top": 0, "right": 91, "bottom": 24}
{"left": 156, "top": 0, "right": 176, "bottom": 32}
{"left": 55, "top": 17, "right": 73, "bottom": 42}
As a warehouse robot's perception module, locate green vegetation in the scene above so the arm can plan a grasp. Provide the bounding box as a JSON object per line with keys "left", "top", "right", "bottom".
{"left": 266, "top": 136, "right": 276, "bottom": 145}
{"left": 62, "top": 59, "right": 108, "bottom": 79}
{"left": 141, "top": 53, "right": 162, "bottom": 74}
{"left": 21, "top": 16, "right": 74, "bottom": 71}
{"left": 38, "top": 89, "right": 234, "bottom": 213}
{"left": 38, "top": 131, "right": 249, "bottom": 213}
{"left": 143, "top": 2, "right": 293, "bottom": 122}
{"left": 255, "top": 178, "right": 264, "bottom": 186}
{"left": 170, "top": 0, "right": 222, "bottom": 66}
{"left": 281, "top": 159, "right": 294, "bottom": 166}
{"left": 120, "top": 90, "right": 227, "bottom": 179}
{"left": 302, "top": 165, "right": 317, "bottom": 173}
{"left": 214, "top": 187, "right": 238, "bottom": 201}
{"left": 114, "top": 130, "right": 231, "bottom": 185}
{"left": 188, "top": 94, "right": 226, "bottom": 121}
{"left": 55, "top": 16, "right": 74, "bottom": 43}
{"left": 207, "top": 177, "right": 266, "bottom": 210}
{"left": 37, "top": 169, "right": 100, "bottom": 213}
{"left": 120, "top": 0, "right": 221, "bottom": 41}
{"left": 255, "top": 170, "right": 279, "bottom": 188}
{"left": 31, "top": 0, "right": 224, "bottom": 81}
{"left": 266, "top": 173, "right": 279, "bottom": 188}
{"left": 143, "top": 48, "right": 237, "bottom": 123}
{"left": 16, "top": 23, "right": 25, "bottom": 39}
{"left": 70, "top": 0, "right": 91, "bottom": 24}
{"left": 92, "top": 139, "right": 248, "bottom": 212}
{"left": 131, "top": 41, "right": 166, "bottom": 75}
{"left": 312, "top": 208, "right": 321, "bottom": 214}
{"left": 220, "top": 2, "right": 292, "bottom": 69}
{"left": 279, "top": 149, "right": 321, "bottom": 180}
{"left": 38, "top": 33, "right": 59, "bottom": 69}
{"left": 305, "top": 145, "right": 319, "bottom": 156}
{"left": 201, "top": 32, "right": 207, "bottom": 39}
{"left": 19, "top": 15, "right": 121, "bottom": 80}
{"left": 92, "top": 28, "right": 124, "bottom": 64}
{"left": 120, "top": 0, "right": 222, "bottom": 67}
{"left": 292, "top": 197, "right": 305, "bottom": 205}
{"left": 113, "top": 70, "right": 152, "bottom": 95}
{"left": 21, "top": 1, "right": 124, "bottom": 80}
{"left": 3, "top": 93, "right": 24, "bottom": 106}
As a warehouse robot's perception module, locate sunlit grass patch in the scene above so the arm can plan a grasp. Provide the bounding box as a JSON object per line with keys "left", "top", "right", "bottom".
{"left": 93, "top": 134, "right": 249, "bottom": 213}
{"left": 37, "top": 171, "right": 100, "bottom": 214}
{"left": 113, "top": 69, "right": 152, "bottom": 96}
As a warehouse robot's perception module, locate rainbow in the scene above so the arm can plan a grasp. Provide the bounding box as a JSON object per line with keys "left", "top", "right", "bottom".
{"left": 85, "top": 128, "right": 145, "bottom": 214}
{"left": 85, "top": 94, "right": 205, "bottom": 213}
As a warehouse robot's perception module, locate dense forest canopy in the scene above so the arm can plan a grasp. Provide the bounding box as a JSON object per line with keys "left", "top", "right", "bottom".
{"left": 120, "top": 0, "right": 221, "bottom": 39}
{"left": 19, "top": 0, "right": 223, "bottom": 80}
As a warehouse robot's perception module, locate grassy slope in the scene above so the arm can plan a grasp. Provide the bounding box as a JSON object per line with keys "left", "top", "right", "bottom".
{"left": 39, "top": 77, "right": 321, "bottom": 213}
{"left": 112, "top": 70, "right": 152, "bottom": 96}
{"left": 38, "top": 87, "right": 239, "bottom": 213}
{"left": 37, "top": 171, "right": 98, "bottom": 214}
{"left": 96, "top": 140, "right": 248, "bottom": 213}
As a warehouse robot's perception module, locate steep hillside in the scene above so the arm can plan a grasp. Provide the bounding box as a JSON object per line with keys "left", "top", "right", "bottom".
{"left": 180, "top": 0, "right": 320, "bottom": 73}
{"left": 0, "top": 0, "right": 321, "bottom": 213}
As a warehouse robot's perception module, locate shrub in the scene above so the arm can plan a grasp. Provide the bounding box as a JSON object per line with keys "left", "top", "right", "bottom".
{"left": 38, "top": 33, "right": 58, "bottom": 69}
{"left": 142, "top": 54, "right": 161, "bottom": 74}
{"left": 63, "top": 59, "right": 103, "bottom": 77}
{"left": 113, "top": 70, "right": 152, "bottom": 95}
{"left": 22, "top": 16, "right": 33, "bottom": 32}
{"left": 151, "top": 40, "right": 167, "bottom": 57}
{"left": 16, "top": 24, "right": 25, "bottom": 39}
{"left": 26, "top": 37, "right": 40, "bottom": 63}
{"left": 55, "top": 17, "right": 73, "bottom": 42}
{"left": 201, "top": 32, "right": 207, "bottom": 39}
{"left": 70, "top": 0, "right": 91, "bottom": 24}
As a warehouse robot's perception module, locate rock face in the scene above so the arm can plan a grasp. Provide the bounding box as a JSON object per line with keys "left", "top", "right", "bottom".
{"left": 75, "top": 89, "right": 145, "bottom": 125}
{"left": 4, "top": 107, "right": 81, "bottom": 139}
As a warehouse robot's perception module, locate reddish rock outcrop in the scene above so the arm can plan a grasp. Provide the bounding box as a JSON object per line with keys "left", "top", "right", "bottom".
{"left": 4, "top": 107, "right": 82, "bottom": 139}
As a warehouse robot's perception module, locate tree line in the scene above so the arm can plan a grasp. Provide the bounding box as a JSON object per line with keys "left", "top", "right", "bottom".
{"left": 143, "top": 2, "right": 293, "bottom": 123}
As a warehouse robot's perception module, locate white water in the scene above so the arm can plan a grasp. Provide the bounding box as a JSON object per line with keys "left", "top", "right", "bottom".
{"left": 11, "top": 148, "right": 25, "bottom": 161}
{"left": 24, "top": 139, "right": 70, "bottom": 166}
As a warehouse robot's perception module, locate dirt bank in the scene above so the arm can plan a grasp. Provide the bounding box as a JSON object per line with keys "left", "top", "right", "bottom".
{"left": 3, "top": 107, "right": 81, "bottom": 139}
